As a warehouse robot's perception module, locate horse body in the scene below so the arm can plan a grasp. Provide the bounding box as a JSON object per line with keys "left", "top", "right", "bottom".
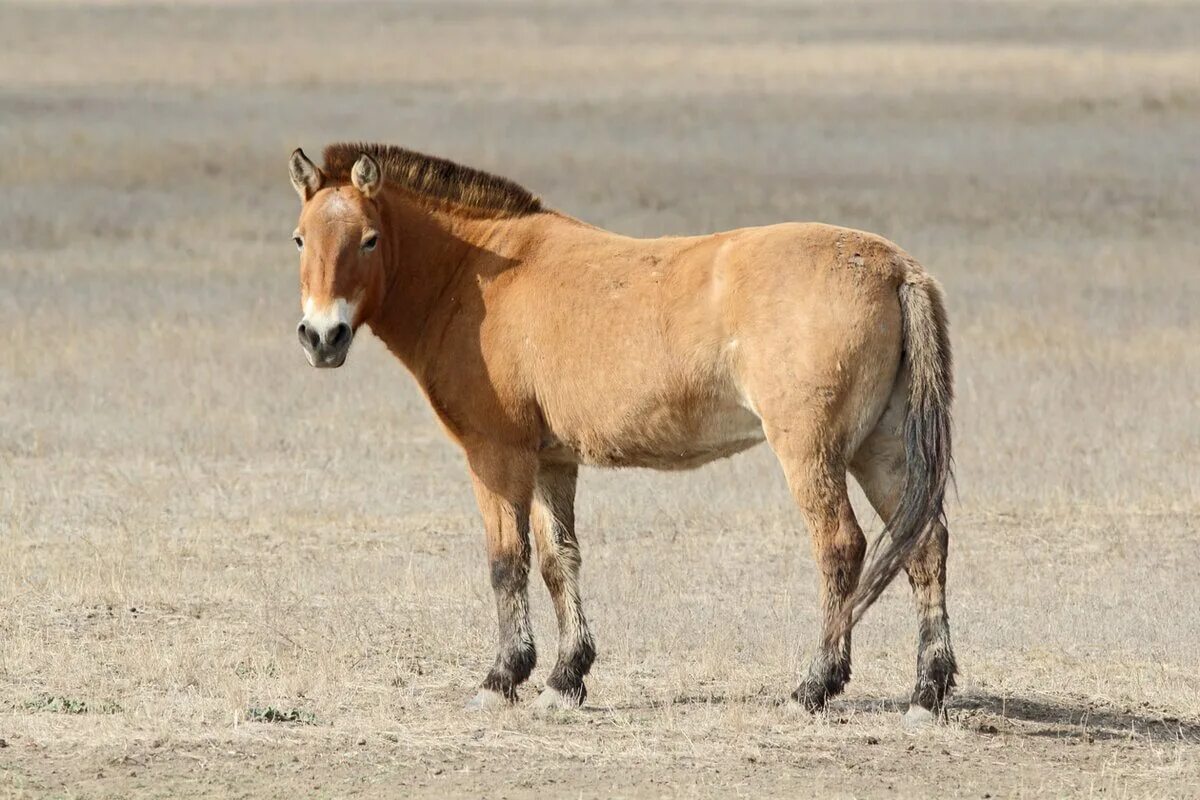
{"left": 399, "top": 218, "right": 903, "bottom": 473}
{"left": 288, "top": 143, "right": 957, "bottom": 721}
{"left": 474, "top": 222, "right": 765, "bottom": 471}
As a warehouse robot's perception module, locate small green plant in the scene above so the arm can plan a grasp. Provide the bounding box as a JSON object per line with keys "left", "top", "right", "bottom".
{"left": 26, "top": 695, "right": 121, "bottom": 715}
{"left": 245, "top": 706, "right": 317, "bottom": 725}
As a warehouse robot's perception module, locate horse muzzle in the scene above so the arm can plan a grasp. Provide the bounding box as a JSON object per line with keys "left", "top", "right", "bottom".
{"left": 297, "top": 319, "right": 352, "bottom": 368}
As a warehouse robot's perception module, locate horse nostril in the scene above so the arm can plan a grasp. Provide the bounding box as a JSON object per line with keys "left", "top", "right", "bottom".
{"left": 326, "top": 322, "right": 351, "bottom": 349}
{"left": 298, "top": 322, "right": 319, "bottom": 350}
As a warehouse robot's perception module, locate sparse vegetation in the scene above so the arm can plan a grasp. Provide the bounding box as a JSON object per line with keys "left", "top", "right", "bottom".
{"left": 244, "top": 707, "right": 317, "bottom": 725}
{"left": 0, "top": 1, "right": 1197, "bottom": 798}
{"left": 24, "top": 695, "right": 120, "bottom": 716}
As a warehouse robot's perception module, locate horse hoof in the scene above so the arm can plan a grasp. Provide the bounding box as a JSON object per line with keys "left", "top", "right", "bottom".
{"left": 465, "top": 688, "right": 509, "bottom": 711}
{"left": 790, "top": 683, "right": 830, "bottom": 713}
{"left": 903, "top": 704, "right": 937, "bottom": 728}
{"left": 531, "top": 686, "right": 584, "bottom": 713}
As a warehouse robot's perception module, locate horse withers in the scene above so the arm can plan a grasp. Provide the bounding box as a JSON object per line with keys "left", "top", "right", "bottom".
{"left": 287, "top": 143, "right": 956, "bottom": 723}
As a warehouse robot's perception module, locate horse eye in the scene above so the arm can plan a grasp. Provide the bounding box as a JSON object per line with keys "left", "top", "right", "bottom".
{"left": 293, "top": 236, "right": 304, "bottom": 251}
{"left": 362, "top": 234, "right": 378, "bottom": 252}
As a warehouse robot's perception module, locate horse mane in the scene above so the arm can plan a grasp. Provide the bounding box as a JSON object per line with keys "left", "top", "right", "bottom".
{"left": 322, "top": 142, "right": 544, "bottom": 217}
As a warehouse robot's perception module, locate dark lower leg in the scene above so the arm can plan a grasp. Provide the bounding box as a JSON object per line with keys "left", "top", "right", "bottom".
{"left": 543, "top": 593, "right": 595, "bottom": 702}
{"left": 481, "top": 549, "right": 536, "bottom": 699}
{"left": 540, "top": 552, "right": 595, "bottom": 701}
{"left": 794, "top": 631, "right": 853, "bottom": 710}
{"left": 906, "top": 522, "right": 957, "bottom": 714}
{"left": 794, "top": 495, "right": 866, "bottom": 711}
{"left": 533, "top": 464, "right": 595, "bottom": 703}
{"left": 467, "top": 451, "right": 539, "bottom": 703}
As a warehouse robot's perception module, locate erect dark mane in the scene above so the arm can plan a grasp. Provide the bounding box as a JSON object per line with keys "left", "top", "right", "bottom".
{"left": 322, "top": 142, "right": 544, "bottom": 216}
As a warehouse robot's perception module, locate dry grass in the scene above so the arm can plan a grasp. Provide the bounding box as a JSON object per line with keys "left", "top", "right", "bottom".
{"left": 1, "top": 1, "right": 1199, "bottom": 797}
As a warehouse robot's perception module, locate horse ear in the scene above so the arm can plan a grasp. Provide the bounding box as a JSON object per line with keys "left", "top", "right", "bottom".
{"left": 289, "top": 148, "right": 324, "bottom": 201}
{"left": 351, "top": 153, "right": 383, "bottom": 199}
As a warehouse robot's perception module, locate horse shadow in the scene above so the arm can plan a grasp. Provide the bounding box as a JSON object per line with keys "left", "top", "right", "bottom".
{"left": 650, "top": 690, "right": 1200, "bottom": 744}
{"left": 837, "top": 691, "right": 1200, "bottom": 744}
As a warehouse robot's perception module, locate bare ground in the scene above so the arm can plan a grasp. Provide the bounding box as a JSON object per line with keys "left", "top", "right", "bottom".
{"left": 1, "top": 1, "right": 1199, "bottom": 797}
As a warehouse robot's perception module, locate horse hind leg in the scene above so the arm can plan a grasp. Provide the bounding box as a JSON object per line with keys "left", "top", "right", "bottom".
{"left": 903, "top": 520, "right": 955, "bottom": 723}
{"left": 770, "top": 432, "right": 867, "bottom": 711}
{"left": 851, "top": 421, "right": 958, "bottom": 721}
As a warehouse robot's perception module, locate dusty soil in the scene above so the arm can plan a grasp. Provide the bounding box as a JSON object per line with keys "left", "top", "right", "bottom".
{"left": 1, "top": 1, "right": 1198, "bottom": 797}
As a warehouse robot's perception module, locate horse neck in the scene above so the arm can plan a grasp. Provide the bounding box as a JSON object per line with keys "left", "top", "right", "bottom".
{"left": 366, "top": 190, "right": 541, "bottom": 372}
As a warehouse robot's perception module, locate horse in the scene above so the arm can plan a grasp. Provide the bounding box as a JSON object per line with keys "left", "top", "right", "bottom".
{"left": 287, "top": 143, "right": 956, "bottom": 723}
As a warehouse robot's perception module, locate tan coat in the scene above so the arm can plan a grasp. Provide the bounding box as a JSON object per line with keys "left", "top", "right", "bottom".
{"left": 288, "top": 143, "right": 956, "bottom": 719}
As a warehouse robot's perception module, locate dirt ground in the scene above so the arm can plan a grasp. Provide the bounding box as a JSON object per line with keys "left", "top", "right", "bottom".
{"left": 2, "top": 1, "right": 1199, "bottom": 797}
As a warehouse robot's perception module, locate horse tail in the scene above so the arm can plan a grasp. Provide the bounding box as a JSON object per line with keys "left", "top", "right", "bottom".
{"left": 834, "top": 265, "right": 953, "bottom": 640}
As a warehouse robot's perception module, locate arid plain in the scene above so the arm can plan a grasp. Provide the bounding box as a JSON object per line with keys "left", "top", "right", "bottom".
{"left": 1, "top": 1, "right": 1198, "bottom": 797}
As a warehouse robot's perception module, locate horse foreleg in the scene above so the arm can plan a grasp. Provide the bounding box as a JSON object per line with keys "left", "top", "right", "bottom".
{"left": 464, "top": 445, "right": 539, "bottom": 709}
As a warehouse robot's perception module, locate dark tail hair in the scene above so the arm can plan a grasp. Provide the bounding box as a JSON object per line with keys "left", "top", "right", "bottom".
{"left": 832, "top": 268, "right": 953, "bottom": 642}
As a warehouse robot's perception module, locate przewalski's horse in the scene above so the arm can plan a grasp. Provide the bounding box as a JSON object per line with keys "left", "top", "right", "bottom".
{"left": 287, "top": 143, "right": 956, "bottom": 723}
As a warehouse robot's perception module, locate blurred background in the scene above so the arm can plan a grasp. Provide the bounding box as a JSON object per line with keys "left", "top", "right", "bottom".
{"left": 1, "top": 2, "right": 1198, "bottom": 797}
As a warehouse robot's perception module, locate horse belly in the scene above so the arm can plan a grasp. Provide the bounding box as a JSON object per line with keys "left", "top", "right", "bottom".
{"left": 544, "top": 387, "right": 766, "bottom": 470}
{"left": 636, "top": 403, "right": 766, "bottom": 470}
